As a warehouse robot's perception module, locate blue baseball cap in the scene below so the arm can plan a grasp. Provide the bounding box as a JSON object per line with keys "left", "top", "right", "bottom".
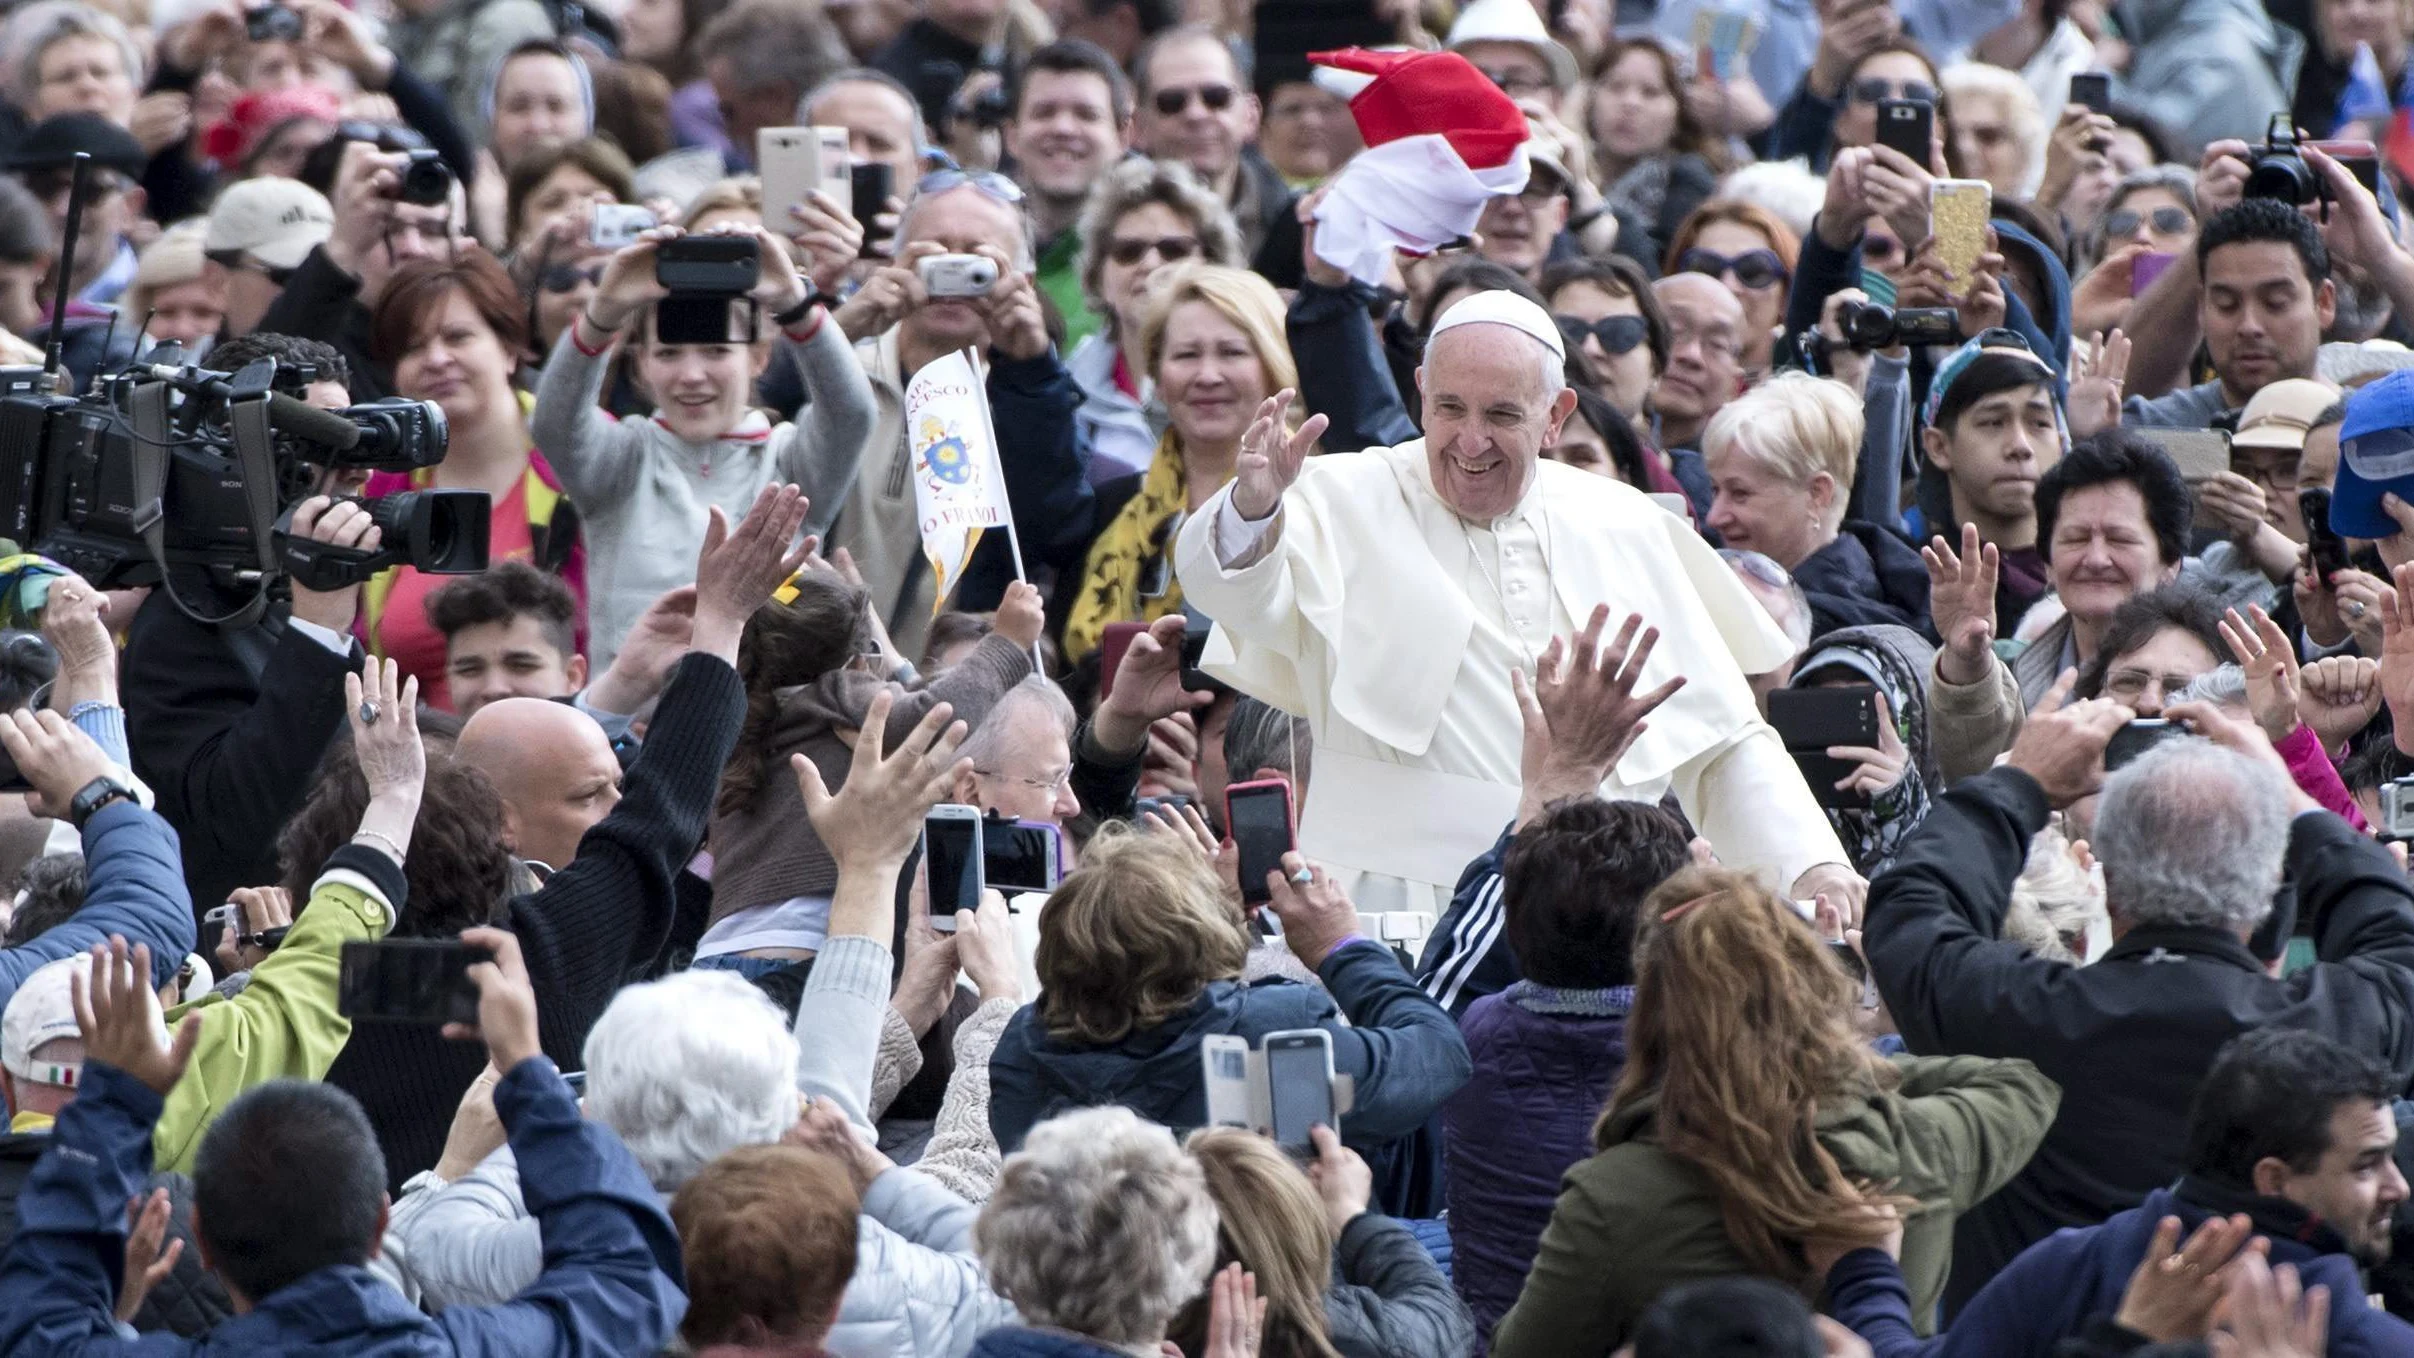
{"left": 2334, "top": 368, "right": 2414, "bottom": 537}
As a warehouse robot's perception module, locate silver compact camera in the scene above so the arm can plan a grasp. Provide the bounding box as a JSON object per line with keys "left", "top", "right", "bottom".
{"left": 2383, "top": 776, "right": 2414, "bottom": 840}
{"left": 589, "top": 203, "right": 658, "bottom": 250}
{"left": 918, "top": 252, "right": 999, "bottom": 298}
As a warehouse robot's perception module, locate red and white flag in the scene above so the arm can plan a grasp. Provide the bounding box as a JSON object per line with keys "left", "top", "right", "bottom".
{"left": 1307, "top": 48, "right": 1532, "bottom": 286}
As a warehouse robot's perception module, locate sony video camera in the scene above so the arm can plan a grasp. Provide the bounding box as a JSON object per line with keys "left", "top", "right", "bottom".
{"left": 0, "top": 355, "right": 485, "bottom": 625}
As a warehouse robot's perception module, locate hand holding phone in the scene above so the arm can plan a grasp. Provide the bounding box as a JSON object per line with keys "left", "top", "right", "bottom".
{"left": 1263, "top": 1029, "right": 1337, "bottom": 1154}
{"left": 1226, "top": 779, "right": 1295, "bottom": 905}
{"left": 444, "top": 927, "right": 543, "bottom": 1073}
{"left": 340, "top": 938, "right": 494, "bottom": 1028}
{"left": 922, "top": 804, "right": 984, "bottom": 927}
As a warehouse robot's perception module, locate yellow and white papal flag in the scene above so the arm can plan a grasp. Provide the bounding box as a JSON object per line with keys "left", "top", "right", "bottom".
{"left": 903, "top": 349, "right": 1013, "bottom": 613}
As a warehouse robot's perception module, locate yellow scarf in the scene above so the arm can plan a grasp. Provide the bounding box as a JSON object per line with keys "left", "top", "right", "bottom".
{"left": 1064, "top": 432, "right": 1203, "bottom": 661}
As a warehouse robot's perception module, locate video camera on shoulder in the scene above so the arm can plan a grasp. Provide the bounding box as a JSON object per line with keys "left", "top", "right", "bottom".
{"left": 654, "top": 234, "right": 760, "bottom": 345}
{"left": 0, "top": 353, "right": 484, "bottom": 627}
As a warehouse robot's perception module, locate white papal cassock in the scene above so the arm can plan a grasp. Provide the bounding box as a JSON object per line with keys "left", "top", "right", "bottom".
{"left": 1173, "top": 439, "right": 1851, "bottom": 917}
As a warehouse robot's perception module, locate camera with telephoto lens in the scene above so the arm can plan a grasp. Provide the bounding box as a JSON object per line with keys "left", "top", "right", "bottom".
{"left": 392, "top": 148, "right": 452, "bottom": 207}
{"left": 245, "top": 3, "right": 302, "bottom": 41}
{"left": 0, "top": 354, "right": 485, "bottom": 623}
{"left": 2245, "top": 114, "right": 2331, "bottom": 208}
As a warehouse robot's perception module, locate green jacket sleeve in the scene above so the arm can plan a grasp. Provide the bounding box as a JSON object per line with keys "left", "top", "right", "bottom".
{"left": 150, "top": 865, "right": 397, "bottom": 1172}
{"left": 1887, "top": 1053, "right": 2061, "bottom": 1213}
{"left": 1489, "top": 1162, "right": 1634, "bottom": 1358}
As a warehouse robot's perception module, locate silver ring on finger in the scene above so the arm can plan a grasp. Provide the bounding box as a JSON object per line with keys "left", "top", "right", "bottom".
{"left": 358, "top": 701, "right": 381, "bottom": 725}
{"left": 2348, "top": 599, "right": 2369, "bottom": 618}
{"left": 1290, "top": 867, "right": 1315, "bottom": 885}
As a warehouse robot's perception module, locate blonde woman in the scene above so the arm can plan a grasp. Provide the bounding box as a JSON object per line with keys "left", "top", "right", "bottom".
{"left": 1702, "top": 371, "right": 1932, "bottom": 641}
{"left": 1171, "top": 1127, "right": 1474, "bottom": 1358}
{"left": 1062, "top": 264, "right": 1298, "bottom": 662}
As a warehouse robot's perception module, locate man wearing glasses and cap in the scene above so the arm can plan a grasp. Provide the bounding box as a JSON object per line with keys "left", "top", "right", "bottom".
{"left": 1176, "top": 288, "right": 1857, "bottom": 922}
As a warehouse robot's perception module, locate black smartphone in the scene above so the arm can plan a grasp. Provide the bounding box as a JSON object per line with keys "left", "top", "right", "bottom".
{"left": 2301, "top": 486, "right": 2352, "bottom": 581}
{"left": 654, "top": 234, "right": 760, "bottom": 293}
{"left": 1767, "top": 685, "right": 1882, "bottom": 752}
{"left": 1180, "top": 619, "right": 1214, "bottom": 691}
{"left": 850, "top": 162, "right": 895, "bottom": 256}
{"left": 982, "top": 818, "right": 1062, "bottom": 893}
{"left": 1263, "top": 1029, "right": 1336, "bottom": 1153}
{"left": 922, "top": 806, "right": 983, "bottom": 926}
{"left": 1226, "top": 779, "right": 1296, "bottom": 906}
{"left": 1794, "top": 751, "right": 1873, "bottom": 811}
{"left": 2068, "top": 71, "right": 2111, "bottom": 114}
{"left": 337, "top": 939, "right": 492, "bottom": 1025}
{"left": 1874, "top": 98, "right": 1934, "bottom": 168}
{"left": 2105, "top": 718, "right": 2184, "bottom": 770}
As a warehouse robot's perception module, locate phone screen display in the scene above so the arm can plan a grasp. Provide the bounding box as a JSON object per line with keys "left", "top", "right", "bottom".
{"left": 1228, "top": 783, "right": 1293, "bottom": 906}
{"left": 1264, "top": 1036, "right": 1333, "bottom": 1150}
{"left": 983, "top": 820, "right": 1060, "bottom": 893}
{"left": 338, "top": 940, "right": 490, "bottom": 1025}
{"left": 923, "top": 813, "right": 982, "bottom": 915}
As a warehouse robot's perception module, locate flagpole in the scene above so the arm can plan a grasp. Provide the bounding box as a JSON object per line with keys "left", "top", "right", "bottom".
{"left": 963, "top": 348, "right": 1042, "bottom": 670}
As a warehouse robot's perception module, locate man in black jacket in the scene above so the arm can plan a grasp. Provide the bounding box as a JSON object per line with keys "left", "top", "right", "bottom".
{"left": 1864, "top": 680, "right": 2414, "bottom": 1316}
{"left": 122, "top": 335, "right": 380, "bottom": 914}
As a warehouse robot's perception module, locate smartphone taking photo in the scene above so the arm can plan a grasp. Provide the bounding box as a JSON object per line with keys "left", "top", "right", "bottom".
{"left": 922, "top": 804, "right": 983, "bottom": 930}
{"left": 338, "top": 939, "right": 493, "bottom": 1025}
{"left": 1263, "top": 1029, "right": 1337, "bottom": 1154}
{"left": 1226, "top": 779, "right": 1295, "bottom": 906}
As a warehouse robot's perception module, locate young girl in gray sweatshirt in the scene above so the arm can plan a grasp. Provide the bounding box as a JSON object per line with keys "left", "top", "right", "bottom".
{"left": 533, "top": 222, "right": 876, "bottom": 670}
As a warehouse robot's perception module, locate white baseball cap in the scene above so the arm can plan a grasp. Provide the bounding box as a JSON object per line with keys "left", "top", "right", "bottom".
{"left": 203, "top": 177, "right": 334, "bottom": 272}
{"left": 2, "top": 954, "right": 86, "bottom": 1089}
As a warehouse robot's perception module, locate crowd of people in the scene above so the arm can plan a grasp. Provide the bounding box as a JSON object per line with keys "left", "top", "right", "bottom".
{"left": 0, "top": 0, "right": 2412, "bottom": 1352}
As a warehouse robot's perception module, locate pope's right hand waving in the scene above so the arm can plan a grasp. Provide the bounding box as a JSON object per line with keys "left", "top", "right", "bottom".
{"left": 1230, "top": 388, "right": 1329, "bottom": 521}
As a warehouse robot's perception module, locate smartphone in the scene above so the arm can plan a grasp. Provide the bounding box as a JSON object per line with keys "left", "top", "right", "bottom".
{"left": 654, "top": 233, "right": 760, "bottom": 293}
{"left": 2105, "top": 717, "right": 2184, "bottom": 770}
{"left": 1767, "top": 685, "right": 1882, "bottom": 751}
{"left": 1133, "top": 794, "right": 1193, "bottom": 823}
{"left": 1226, "top": 778, "right": 1296, "bottom": 906}
{"left": 1874, "top": 98, "right": 1934, "bottom": 168}
{"left": 758, "top": 126, "right": 852, "bottom": 239}
{"left": 1180, "top": 620, "right": 1213, "bottom": 691}
{"left": 1929, "top": 179, "right": 1992, "bottom": 288}
{"left": 851, "top": 162, "right": 895, "bottom": 256}
{"left": 337, "top": 939, "right": 492, "bottom": 1025}
{"left": 983, "top": 817, "right": 1063, "bottom": 894}
{"left": 1794, "top": 751, "right": 1872, "bottom": 811}
{"left": 2068, "top": 71, "right": 2112, "bottom": 114}
{"left": 2130, "top": 251, "right": 2177, "bottom": 295}
{"left": 2309, "top": 139, "right": 2382, "bottom": 195}
{"left": 1098, "top": 619, "right": 1147, "bottom": 701}
{"left": 921, "top": 804, "right": 983, "bottom": 929}
{"left": 588, "top": 203, "right": 657, "bottom": 250}
{"left": 2136, "top": 427, "right": 2232, "bottom": 483}
{"left": 1263, "top": 1028, "right": 1336, "bottom": 1153}
{"left": 2302, "top": 486, "right": 2353, "bottom": 580}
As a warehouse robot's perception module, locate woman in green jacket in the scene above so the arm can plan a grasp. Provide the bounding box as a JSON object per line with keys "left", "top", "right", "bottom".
{"left": 1490, "top": 866, "right": 2060, "bottom": 1358}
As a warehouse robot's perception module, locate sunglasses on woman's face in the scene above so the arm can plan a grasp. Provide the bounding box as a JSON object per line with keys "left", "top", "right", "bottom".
{"left": 1677, "top": 247, "right": 1789, "bottom": 290}
{"left": 540, "top": 262, "right": 606, "bottom": 293}
{"left": 1106, "top": 234, "right": 1200, "bottom": 266}
{"left": 1153, "top": 83, "right": 1235, "bottom": 117}
{"left": 1556, "top": 313, "right": 1650, "bottom": 356}
{"left": 2103, "top": 205, "right": 2192, "bottom": 238}
{"left": 1849, "top": 77, "right": 1937, "bottom": 106}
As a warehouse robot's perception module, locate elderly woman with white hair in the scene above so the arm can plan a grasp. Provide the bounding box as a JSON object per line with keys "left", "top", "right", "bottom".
{"left": 972, "top": 1104, "right": 1259, "bottom": 1358}
{"left": 1939, "top": 62, "right": 2046, "bottom": 201}
{"left": 1703, "top": 371, "right": 1933, "bottom": 643}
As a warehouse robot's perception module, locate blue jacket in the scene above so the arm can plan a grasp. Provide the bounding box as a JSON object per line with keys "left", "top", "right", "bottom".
{"left": 1418, "top": 825, "right": 1520, "bottom": 1018}
{"left": 970, "top": 1329, "right": 1131, "bottom": 1358}
{"left": 989, "top": 939, "right": 1471, "bottom": 1156}
{"left": 0, "top": 803, "right": 194, "bottom": 1018}
{"left": 1441, "top": 984, "right": 1630, "bottom": 1350}
{"left": 0, "top": 1057, "right": 686, "bottom": 1357}
{"left": 1830, "top": 1184, "right": 2414, "bottom": 1358}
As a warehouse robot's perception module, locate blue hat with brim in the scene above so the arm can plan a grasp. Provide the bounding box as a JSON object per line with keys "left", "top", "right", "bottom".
{"left": 2334, "top": 368, "right": 2414, "bottom": 537}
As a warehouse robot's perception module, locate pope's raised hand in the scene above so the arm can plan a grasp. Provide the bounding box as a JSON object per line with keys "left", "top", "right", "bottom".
{"left": 1230, "top": 389, "right": 1328, "bottom": 521}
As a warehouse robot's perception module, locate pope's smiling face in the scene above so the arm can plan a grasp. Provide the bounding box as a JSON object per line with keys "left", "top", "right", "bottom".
{"left": 1418, "top": 323, "right": 1580, "bottom": 522}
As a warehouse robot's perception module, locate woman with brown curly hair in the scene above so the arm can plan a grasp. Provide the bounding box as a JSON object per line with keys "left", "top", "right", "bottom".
{"left": 1490, "top": 866, "right": 2060, "bottom": 1357}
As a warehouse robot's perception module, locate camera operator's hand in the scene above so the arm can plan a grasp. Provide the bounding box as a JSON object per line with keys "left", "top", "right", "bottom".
{"left": 322, "top": 140, "right": 406, "bottom": 284}
{"left": 2304, "top": 144, "right": 2410, "bottom": 284}
{"left": 833, "top": 241, "right": 938, "bottom": 342}
{"left": 1816, "top": 288, "right": 1877, "bottom": 394}
{"left": 1862, "top": 144, "right": 1935, "bottom": 253}
{"left": 583, "top": 225, "right": 679, "bottom": 335}
{"left": 300, "top": 0, "right": 395, "bottom": 88}
{"left": 786, "top": 190, "right": 863, "bottom": 297}
{"left": 2067, "top": 329, "right": 2131, "bottom": 440}
{"left": 0, "top": 709, "right": 118, "bottom": 821}
{"left": 216, "top": 885, "right": 293, "bottom": 976}
{"left": 1817, "top": 147, "right": 1875, "bottom": 251}
{"left": 2072, "top": 243, "right": 2146, "bottom": 339}
{"left": 2196, "top": 138, "right": 2254, "bottom": 218}
{"left": 286, "top": 496, "right": 381, "bottom": 635}
{"left": 1094, "top": 613, "right": 1213, "bottom": 757}
{"left": 976, "top": 250, "right": 1051, "bottom": 362}
{"left": 43, "top": 573, "right": 119, "bottom": 713}
{"left": 1267, "top": 856, "right": 1360, "bottom": 972}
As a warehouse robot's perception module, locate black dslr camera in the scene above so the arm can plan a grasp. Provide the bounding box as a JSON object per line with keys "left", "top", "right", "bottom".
{"left": 2246, "top": 114, "right": 2331, "bottom": 208}
{"left": 0, "top": 356, "right": 484, "bottom": 627}
{"left": 393, "top": 148, "right": 452, "bottom": 207}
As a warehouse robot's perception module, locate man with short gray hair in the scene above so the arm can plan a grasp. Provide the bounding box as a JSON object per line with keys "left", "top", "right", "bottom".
{"left": 1864, "top": 685, "right": 2414, "bottom": 1309}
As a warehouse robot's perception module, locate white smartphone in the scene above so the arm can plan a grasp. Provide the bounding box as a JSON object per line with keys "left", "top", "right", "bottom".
{"left": 921, "top": 803, "right": 983, "bottom": 932}
{"left": 758, "top": 126, "right": 852, "bottom": 237}
{"left": 1263, "top": 1028, "right": 1337, "bottom": 1153}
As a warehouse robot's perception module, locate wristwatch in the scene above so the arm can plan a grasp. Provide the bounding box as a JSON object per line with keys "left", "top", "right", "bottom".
{"left": 772, "top": 279, "right": 823, "bottom": 329}
{"left": 67, "top": 775, "right": 136, "bottom": 830}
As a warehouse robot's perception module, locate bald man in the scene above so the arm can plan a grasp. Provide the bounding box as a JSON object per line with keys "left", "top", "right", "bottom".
{"left": 1648, "top": 273, "right": 1747, "bottom": 517}
{"left": 457, "top": 699, "right": 626, "bottom": 874}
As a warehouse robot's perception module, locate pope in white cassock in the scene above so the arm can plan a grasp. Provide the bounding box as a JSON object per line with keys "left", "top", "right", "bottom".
{"left": 1173, "top": 289, "right": 1858, "bottom": 917}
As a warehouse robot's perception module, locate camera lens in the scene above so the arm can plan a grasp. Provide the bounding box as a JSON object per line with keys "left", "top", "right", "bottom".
{"left": 2245, "top": 152, "right": 2317, "bottom": 204}
{"left": 396, "top": 151, "right": 452, "bottom": 207}
{"left": 1840, "top": 301, "right": 1894, "bottom": 348}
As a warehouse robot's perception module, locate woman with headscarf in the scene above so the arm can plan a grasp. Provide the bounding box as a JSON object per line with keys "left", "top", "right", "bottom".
{"left": 1784, "top": 623, "right": 1940, "bottom": 877}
